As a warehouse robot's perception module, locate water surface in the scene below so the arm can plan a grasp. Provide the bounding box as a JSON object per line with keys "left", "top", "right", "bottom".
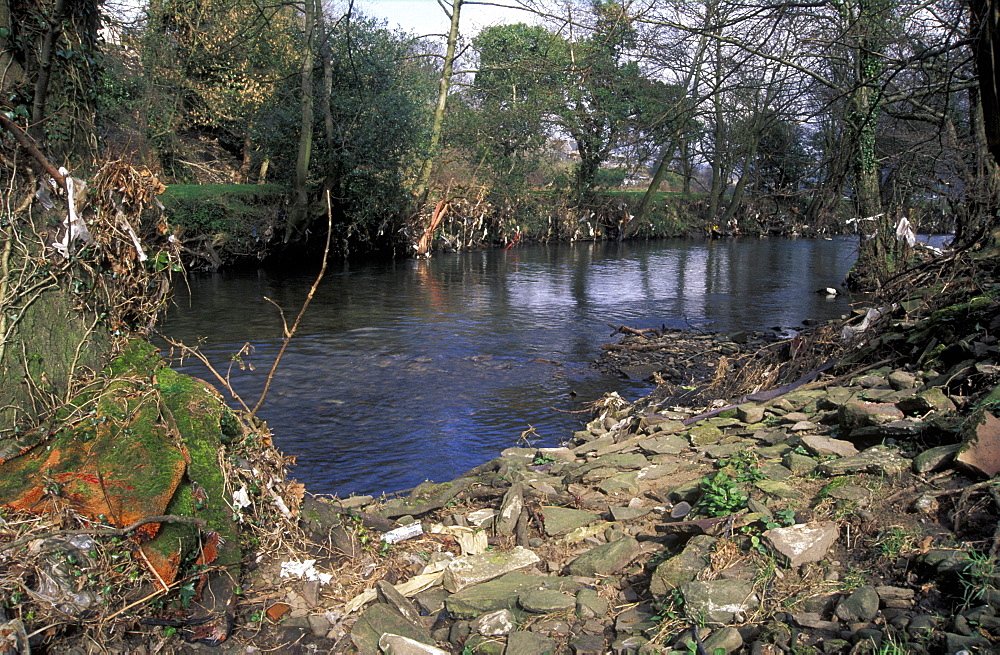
{"left": 159, "top": 237, "right": 859, "bottom": 496}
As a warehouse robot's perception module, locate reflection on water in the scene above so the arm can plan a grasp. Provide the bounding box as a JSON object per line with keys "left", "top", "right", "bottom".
{"left": 159, "top": 237, "right": 859, "bottom": 496}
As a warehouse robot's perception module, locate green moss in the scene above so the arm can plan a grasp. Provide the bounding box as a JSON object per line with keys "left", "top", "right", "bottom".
{"left": 105, "top": 340, "right": 163, "bottom": 378}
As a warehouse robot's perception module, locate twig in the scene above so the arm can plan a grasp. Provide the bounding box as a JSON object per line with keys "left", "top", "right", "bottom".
{"left": 157, "top": 334, "right": 253, "bottom": 413}
{"left": 1, "top": 514, "right": 207, "bottom": 553}
{"left": 252, "top": 191, "right": 333, "bottom": 414}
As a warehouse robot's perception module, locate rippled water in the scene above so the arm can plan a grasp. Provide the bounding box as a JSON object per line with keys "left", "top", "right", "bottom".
{"left": 158, "top": 237, "right": 859, "bottom": 496}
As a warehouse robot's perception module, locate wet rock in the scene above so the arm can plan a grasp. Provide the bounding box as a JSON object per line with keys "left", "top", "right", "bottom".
{"left": 541, "top": 506, "right": 601, "bottom": 536}
{"left": 519, "top": 589, "right": 576, "bottom": 613}
{"left": 351, "top": 603, "right": 433, "bottom": 654}
{"left": 763, "top": 522, "right": 839, "bottom": 567}
{"left": 912, "top": 443, "right": 961, "bottom": 473}
{"left": 703, "top": 626, "right": 743, "bottom": 654}
{"left": 576, "top": 588, "right": 609, "bottom": 619}
{"left": 442, "top": 546, "right": 541, "bottom": 593}
{"left": 650, "top": 535, "right": 717, "bottom": 596}
{"left": 566, "top": 536, "right": 641, "bottom": 577}
{"left": 956, "top": 411, "right": 1000, "bottom": 477}
{"left": 801, "top": 435, "right": 859, "bottom": 458}
{"left": 817, "top": 446, "right": 909, "bottom": 476}
{"left": 835, "top": 586, "right": 880, "bottom": 622}
{"left": 838, "top": 401, "right": 905, "bottom": 429}
{"left": 680, "top": 579, "right": 759, "bottom": 624}
{"left": 507, "top": 630, "right": 557, "bottom": 655}
{"left": 470, "top": 609, "right": 515, "bottom": 636}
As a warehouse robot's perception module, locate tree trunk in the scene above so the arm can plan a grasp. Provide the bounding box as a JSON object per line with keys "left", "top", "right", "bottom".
{"left": 287, "top": 0, "right": 318, "bottom": 240}
{"left": 413, "top": 0, "right": 462, "bottom": 205}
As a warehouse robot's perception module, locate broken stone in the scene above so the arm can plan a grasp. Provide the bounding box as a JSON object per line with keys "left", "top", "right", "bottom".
{"left": 956, "top": 411, "right": 1000, "bottom": 478}
{"left": 376, "top": 579, "right": 423, "bottom": 626}
{"left": 445, "top": 572, "right": 580, "bottom": 618}
{"left": 782, "top": 452, "right": 818, "bottom": 474}
{"left": 817, "top": 446, "right": 909, "bottom": 477}
{"left": 598, "top": 471, "right": 639, "bottom": 495}
{"left": 838, "top": 401, "right": 904, "bottom": 429}
{"left": 541, "top": 506, "right": 601, "bottom": 536}
{"left": 470, "top": 609, "right": 515, "bottom": 636}
{"left": 679, "top": 579, "right": 759, "bottom": 624}
{"left": 610, "top": 505, "right": 650, "bottom": 522}
{"left": 496, "top": 483, "right": 523, "bottom": 535}
{"left": 378, "top": 634, "right": 449, "bottom": 655}
{"left": 835, "top": 585, "right": 880, "bottom": 622}
{"left": 519, "top": 589, "right": 576, "bottom": 613}
{"left": 754, "top": 479, "right": 805, "bottom": 499}
{"left": 640, "top": 434, "right": 688, "bottom": 455}
{"left": 351, "top": 603, "right": 433, "bottom": 654}
{"left": 737, "top": 404, "right": 766, "bottom": 424}
{"left": 613, "top": 604, "right": 659, "bottom": 635}
{"left": 912, "top": 443, "right": 961, "bottom": 473}
{"left": 566, "top": 536, "right": 641, "bottom": 577}
{"left": 702, "top": 626, "right": 743, "bottom": 654}
{"left": 650, "top": 535, "right": 716, "bottom": 596}
{"left": 442, "top": 546, "right": 541, "bottom": 593}
{"left": 576, "top": 588, "right": 609, "bottom": 619}
{"left": 506, "top": 630, "right": 557, "bottom": 655}
{"left": 896, "top": 387, "right": 956, "bottom": 415}
{"left": 688, "top": 424, "right": 724, "bottom": 446}
{"left": 801, "top": 435, "right": 859, "bottom": 458}
{"left": 763, "top": 522, "right": 839, "bottom": 567}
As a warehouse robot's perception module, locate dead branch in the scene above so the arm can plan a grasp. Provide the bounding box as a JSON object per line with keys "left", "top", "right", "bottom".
{"left": 0, "top": 113, "right": 65, "bottom": 188}
{"left": 252, "top": 190, "right": 333, "bottom": 414}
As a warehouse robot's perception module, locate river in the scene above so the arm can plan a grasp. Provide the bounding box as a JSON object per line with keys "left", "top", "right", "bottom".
{"left": 158, "top": 237, "right": 860, "bottom": 497}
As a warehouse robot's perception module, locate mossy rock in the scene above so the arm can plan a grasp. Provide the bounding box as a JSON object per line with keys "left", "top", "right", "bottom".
{"left": 0, "top": 340, "right": 241, "bottom": 581}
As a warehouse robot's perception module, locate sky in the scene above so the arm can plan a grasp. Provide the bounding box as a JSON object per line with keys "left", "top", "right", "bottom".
{"left": 355, "top": 0, "right": 534, "bottom": 38}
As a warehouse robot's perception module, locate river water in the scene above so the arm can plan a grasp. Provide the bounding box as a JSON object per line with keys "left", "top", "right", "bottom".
{"left": 158, "top": 237, "right": 860, "bottom": 497}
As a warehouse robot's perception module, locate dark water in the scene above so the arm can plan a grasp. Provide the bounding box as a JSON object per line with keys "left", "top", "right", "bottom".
{"left": 158, "top": 237, "right": 859, "bottom": 497}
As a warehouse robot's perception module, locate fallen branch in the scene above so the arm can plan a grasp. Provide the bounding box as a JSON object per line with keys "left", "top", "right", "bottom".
{"left": 0, "top": 113, "right": 65, "bottom": 188}
{"left": 1, "top": 514, "right": 208, "bottom": 553}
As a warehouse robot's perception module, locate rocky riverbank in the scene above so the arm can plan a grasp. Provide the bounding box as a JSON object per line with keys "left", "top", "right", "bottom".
{"left": 4, "top": 251, "right": 1000, "bottom": 655}
{"left": 213, "top": 279, "right": 1000, "bottom": 654}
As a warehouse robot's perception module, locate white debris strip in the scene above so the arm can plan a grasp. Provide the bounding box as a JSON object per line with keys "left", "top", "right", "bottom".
{"left": 279, "top": 559, "right": 332, "bottom": 584}
{"left": 51, "top": 168, "right": 94, "bottom": 258}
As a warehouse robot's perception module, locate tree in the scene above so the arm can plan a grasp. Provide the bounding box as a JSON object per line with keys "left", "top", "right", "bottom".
{"left": 139, "top": 0, "right": 299, "bottom": 180}
{"left": 257, "top": 11, "right": 428, "bottom": 247}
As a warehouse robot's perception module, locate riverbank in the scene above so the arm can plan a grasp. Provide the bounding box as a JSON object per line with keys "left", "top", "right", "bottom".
{"left": 4, "top": 247, "right": 998, "bottom": 654}
{"left": 160, "top": 184, "right": 863, "bottom": 270}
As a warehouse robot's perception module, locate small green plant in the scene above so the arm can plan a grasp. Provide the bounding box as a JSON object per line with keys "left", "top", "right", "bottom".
{"left": 874, "top": 526, "right": 916, "bottom": 558}
{"left": 695, "top": 471, "right": 749, "bottom": 517}
{"left": 532, "top": 453, "right": 556, "bottom": 465}
{"left": 960, "top": 550, "right": 999, "bottom": 607}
